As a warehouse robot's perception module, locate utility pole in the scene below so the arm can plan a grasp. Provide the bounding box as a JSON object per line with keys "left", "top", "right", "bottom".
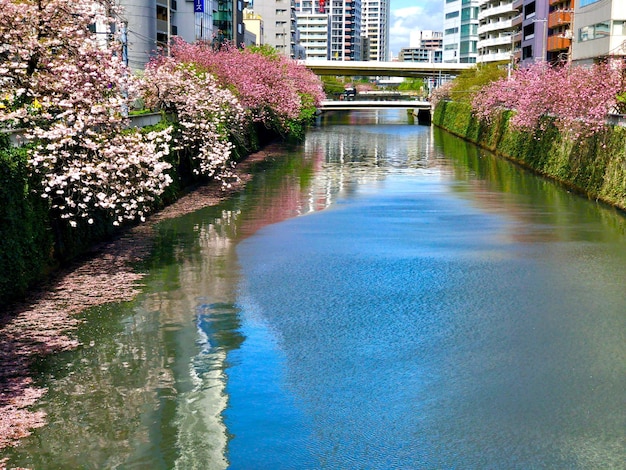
{"left": 532, "top": 18, "right": 547, "bottom": 62}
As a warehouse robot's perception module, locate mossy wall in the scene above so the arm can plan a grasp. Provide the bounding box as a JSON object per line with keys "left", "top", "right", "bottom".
{"left": 433, "top": 100, "right": 626, "bottom": 211}
{"left": 0, "top": 145, "right": 52, "bottom": 305}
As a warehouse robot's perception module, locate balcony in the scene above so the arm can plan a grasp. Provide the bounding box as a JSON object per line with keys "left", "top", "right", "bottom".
{"left": 478, "top": 2, "right": 515, "bottom": 21}
{"left": 478, "top": 19, "right": 514, "bottom": 36}
{"left": 547, "top": 35, "right": 570, "bottom": 51}
{"left": 512, "top": 0, "right": 524, "bottom": 10}
{"left": 548, "top": 10, "right": 571, "bottom": 29}
{"left": 512, "top": 14, "right": 522, "bottom": 28}
{"left": 477, "top": 35, "right": 513, "bottom": 49}
{"left": 479, "top": 51, "right": 512, "bottom": 62}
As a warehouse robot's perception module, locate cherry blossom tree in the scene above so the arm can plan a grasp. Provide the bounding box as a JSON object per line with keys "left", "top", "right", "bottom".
{"left": 0, "top": 0, "right": 173, "bottom": 226}
{"left": 140, "top": 58, "right": 247, "bottom": 183}
{"left": 163, "top": 40, "right": 325, "bottom": 135}
{"left": 471, "top": 61, "right": 624, "bottom": 137}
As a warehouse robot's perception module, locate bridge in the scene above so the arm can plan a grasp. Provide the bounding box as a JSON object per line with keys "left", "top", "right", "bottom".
{"left": 319, "top": 99, "right": 433, "bottom": 124}
{"left": 303, "top": 60, "right": 473, "bottom": 78}
{"left": 319, "top": 100, "right": 430, "bottom": 111}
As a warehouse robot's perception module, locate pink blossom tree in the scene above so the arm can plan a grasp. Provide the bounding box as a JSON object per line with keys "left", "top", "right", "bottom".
{"left": 471, "top": 61, "right": 624, "bottom": 137}
{"left": 163, "top": 40, "right": 325, "bottom": 135}
{"left": 0, "top": 0, "right": 173, "bottom": 226}
{"left": 140, "top": 58, "right": 247, "bottom": 183}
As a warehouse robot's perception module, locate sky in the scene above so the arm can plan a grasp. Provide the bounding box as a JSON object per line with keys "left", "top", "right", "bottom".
{"left": 388, "top": 0, "right": 443, "bottom": 58}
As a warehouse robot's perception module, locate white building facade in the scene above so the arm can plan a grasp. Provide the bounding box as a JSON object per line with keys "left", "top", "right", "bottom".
{"left": 362, "top": 0, "right": 390, "bottom": 61}
{"left": 252, "top": 0, "right": 299, "bottom": 57}
{"left": 296, "top": 11, "right": 331, "bottom": 60}
{"left": 476, "top": 0, "right": 517, "bottom": 64}
{"left": 443, "top": 0, "right": 480, "bottom": 63}
{"left": 572, "top": 0, "right": 626, "bottom": 64}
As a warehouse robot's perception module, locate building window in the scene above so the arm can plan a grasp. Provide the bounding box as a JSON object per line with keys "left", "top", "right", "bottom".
{"left": 613, "top": 20, "right": 626, "bottom": 36}
{"left": 580, "top": 0, "right": 601, "bottom": 7}
{"left": 579, "top": 21, "right": 611, "bottom": 41}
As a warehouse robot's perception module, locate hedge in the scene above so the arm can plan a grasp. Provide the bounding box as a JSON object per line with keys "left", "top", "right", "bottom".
{"left": 433, "top": 101, "right": 626, "bottom": 211}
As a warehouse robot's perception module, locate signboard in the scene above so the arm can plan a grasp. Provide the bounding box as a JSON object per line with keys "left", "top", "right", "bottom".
{"left": 194, "top": 0, "right": 204, "bottom": 13}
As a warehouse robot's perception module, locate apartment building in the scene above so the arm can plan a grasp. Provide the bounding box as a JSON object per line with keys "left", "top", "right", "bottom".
{"left": 362, "top": 0, "right": 390, "bottom": 61}
{"left": 295, "top": 1, "right": 331, "bottom": 60}
{"left": 572, "top": 0, "right": 626, "bottom": 65}
{"left": 546, "top": 0, "right": 573, "bottom": 62}
{"left": 400, "top": 30, "right": 443, "bottom": 63}
{"left": 328, "top": 0, "right": 362, "bottom": 60}
{"left": 252, "top": 0, "right": 299, "bottom": 57}
{"left": 477, "top": 0, "right": 517, "bottom": 64}
{"left": 120, "top": 0, "right": 213, "bottom": 70}
{"left": 511, "top": 0, "right": 549, "bottom": 66}
{"left": 442, "top": 0, "right": 480, "bottom": 63}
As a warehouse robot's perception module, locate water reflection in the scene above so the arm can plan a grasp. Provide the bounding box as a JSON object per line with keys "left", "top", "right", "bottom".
{"left": 3, "top": 110, "right": 625, "bottom": 469}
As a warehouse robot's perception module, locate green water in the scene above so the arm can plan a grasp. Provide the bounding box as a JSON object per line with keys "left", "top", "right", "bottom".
{"left": 3, "top": 110, "right": 625, "bottom": 469}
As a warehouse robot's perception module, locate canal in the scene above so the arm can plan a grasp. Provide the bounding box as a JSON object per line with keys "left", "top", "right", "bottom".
{"left": 3, "top": 109, "right": 625, "bottom": 469}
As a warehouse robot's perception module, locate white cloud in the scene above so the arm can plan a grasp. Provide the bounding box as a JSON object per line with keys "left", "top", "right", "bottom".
{"left": 388, "top": 1, "right": 444, "bottom": 58}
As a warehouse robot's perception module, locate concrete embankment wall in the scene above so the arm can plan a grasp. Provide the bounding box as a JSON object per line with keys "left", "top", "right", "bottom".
{"left": 433, "top": 100, "right": 626, "bottom": 211}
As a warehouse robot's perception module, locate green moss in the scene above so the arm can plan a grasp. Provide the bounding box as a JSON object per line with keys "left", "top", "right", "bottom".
{"left": 433, "top": 101, "right": 626, "bottom": 211}
{"left": 0, "top": 147, "right": 52, "bottom": 305}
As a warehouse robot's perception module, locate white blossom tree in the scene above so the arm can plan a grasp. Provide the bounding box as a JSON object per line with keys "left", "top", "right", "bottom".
{"left": 0, "top": 0, "right": 173, "bottom": 226}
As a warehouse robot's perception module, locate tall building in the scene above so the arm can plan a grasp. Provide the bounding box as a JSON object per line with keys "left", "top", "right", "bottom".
{"left": 572, "top": 0, "right": 626, "bottom": 65}
{"left": 120, "top": 0, "right": 213, "bottom": 70}
{"left": 295, "top": 0, "right": 331, "bottom": 60}
{"left": 511, "top": 0, "right": 549, "bottom": 66}
{"left": 213, "top": 0, "right": 245, "bottom": 49}
{"left": 252, "top": 0, "right": 299, "bottom": 57}
{"left": 442, "top": 0, "right": 480, "bottom": 63}
{"left": 362, "top": 0, "right": 390, "bottom": 61}
{"left": 477, "top": 0, "right": 517, "bottom": 64}
{"left": 328, "top": 0, "right": 362, "bottom": 60}
{"left": 546, "top": 0, "right": 572, "bottom": 63}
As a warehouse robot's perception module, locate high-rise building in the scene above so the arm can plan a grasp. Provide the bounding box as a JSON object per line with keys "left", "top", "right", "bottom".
{"left": 252, "top": 0, "right": 299, "bottom": 57}
{"left": 295, "top": 0, "right": 331, "bottom": 60}
{"left": 442, "top": 0, "right": 480, "bottom": 63}
{"left": 477, "top": 0, "right": 517, "bottom": 64}
{"left": 328, "top": 0, "right": 362, "bottom": 60}
{"left": 572, "top": 0, "right": 626, "bottom": 65}
{"left": 120, "top": 0, "right": 213, "bottom": 70}
{"left": 213, "top": 0, "right": 245, "bottom": 49}
{"left": 546, "top": 0, "right": 572, "bottom": 63}
{"left": 362, "top": 0, "right": 390, "bottom": 61}
{"left": 511, "top": 0, "right": 548, "bottom": 66}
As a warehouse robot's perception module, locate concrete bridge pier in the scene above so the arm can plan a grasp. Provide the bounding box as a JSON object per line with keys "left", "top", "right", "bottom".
{"left": 415, "top": 108, "right": 432, "bottom": 126}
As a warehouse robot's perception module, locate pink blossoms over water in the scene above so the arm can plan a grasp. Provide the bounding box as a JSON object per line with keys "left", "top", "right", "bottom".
{"left": 1, "top": 0, "right": 324, "bottom": 228}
